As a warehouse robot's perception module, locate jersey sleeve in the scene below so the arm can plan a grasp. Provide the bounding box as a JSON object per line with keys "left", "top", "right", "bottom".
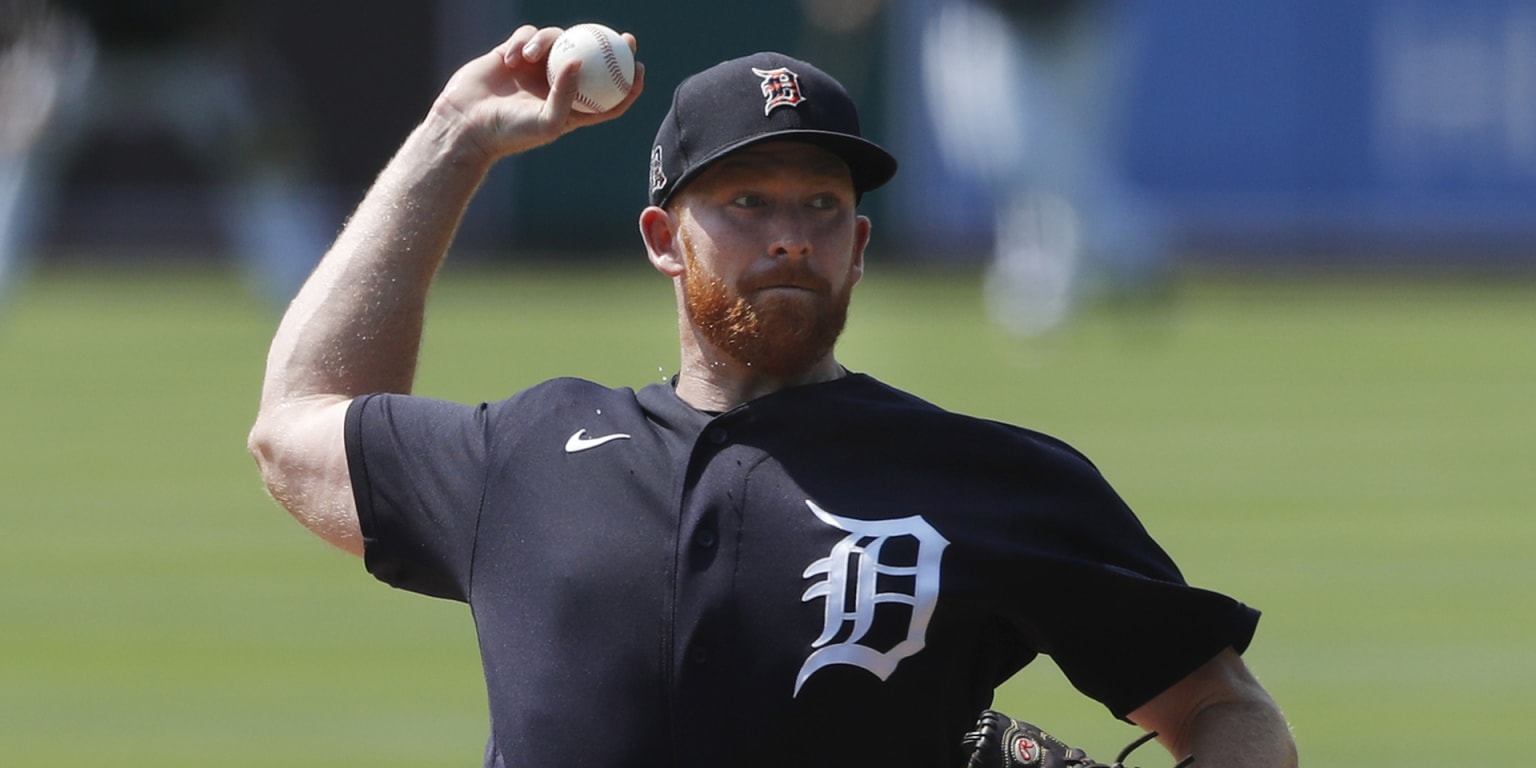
{"left": 345, "top": 393, "right": 491, "bottom": 602}
{"left": 993, "top": 437, "right": 1262, "bottom": 718}
{"left": 1029, "top": 555, "right": 1260, "bottom": 719}
{"left": 946, "top": 417, "right": 1259, "bottom": 715}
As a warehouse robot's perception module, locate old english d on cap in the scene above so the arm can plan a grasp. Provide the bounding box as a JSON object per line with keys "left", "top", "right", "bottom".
{"left": 648, "top": 52, "right": 898, "bottom": 208}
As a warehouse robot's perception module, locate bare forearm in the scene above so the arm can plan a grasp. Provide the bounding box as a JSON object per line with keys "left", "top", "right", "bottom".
{"left": 1131, "top": 649, "right": 1298, "bottom": 768}
{"left": 259, "top": 106, "right": 492, "bottom": 408}
{"left": 1175, "top": 697, "right": 1298, "bottom": 768}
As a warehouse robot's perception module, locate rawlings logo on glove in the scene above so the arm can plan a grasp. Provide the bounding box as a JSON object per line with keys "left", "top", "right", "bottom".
{"left": 960, "top": 710, "right": 1193, "bottom": 768}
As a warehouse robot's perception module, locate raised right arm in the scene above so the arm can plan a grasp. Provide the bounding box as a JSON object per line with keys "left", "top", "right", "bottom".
{"left": 247, "top": 25, "right": 644, "bottom": 555}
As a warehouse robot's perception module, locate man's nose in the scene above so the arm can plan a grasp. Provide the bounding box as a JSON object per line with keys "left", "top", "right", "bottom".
{"left": 768, "top": 210, "right": 814, "bottom": 258}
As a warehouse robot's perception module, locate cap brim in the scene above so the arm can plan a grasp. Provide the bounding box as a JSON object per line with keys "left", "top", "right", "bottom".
{"left": 665, "top": 130, "right": 898, "bottom": 207}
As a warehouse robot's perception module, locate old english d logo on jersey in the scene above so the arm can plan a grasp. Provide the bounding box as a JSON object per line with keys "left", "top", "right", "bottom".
{"left": 795, "top": 500, "right": 949, "bottom": 696}
{"left": 752, "top": 66, "right": 806, "bottom": 115}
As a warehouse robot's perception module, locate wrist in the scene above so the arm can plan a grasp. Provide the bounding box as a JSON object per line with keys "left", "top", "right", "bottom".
{"left": 422, "top": 98, "right": 501, "bottom": 173}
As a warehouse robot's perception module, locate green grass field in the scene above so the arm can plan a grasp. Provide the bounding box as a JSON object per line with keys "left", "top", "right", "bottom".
{"left": 1, "top": 260, "right": 1531, "bottom": 766}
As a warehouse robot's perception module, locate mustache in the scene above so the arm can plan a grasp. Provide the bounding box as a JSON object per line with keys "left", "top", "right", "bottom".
{"left": 739, "top": 263, "right": 832, "bottom": 294}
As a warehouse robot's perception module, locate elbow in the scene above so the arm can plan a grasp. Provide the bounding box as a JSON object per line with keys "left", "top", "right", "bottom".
{"left": 247, "top": 406, "right": 312, "bottom": 506}
{"left": 243, "top": 397, "right": 364, "bottom": 557}
{"left": 247, "top": 414, "right": 282, "bottom": 488}
{"left": 247, "top": 416, "right": 298, "bottom": 519}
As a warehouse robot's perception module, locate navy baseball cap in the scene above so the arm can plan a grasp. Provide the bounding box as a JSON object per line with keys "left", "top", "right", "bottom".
{"left": 648, "top": 52, "right": 898, "bottom": 208}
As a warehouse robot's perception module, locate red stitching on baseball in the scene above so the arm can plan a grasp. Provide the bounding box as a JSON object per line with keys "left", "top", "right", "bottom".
{"left": 593, "top": 31, "right": 630, "bottom": 94}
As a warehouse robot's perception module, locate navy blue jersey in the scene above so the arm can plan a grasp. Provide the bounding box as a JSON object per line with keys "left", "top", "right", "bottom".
{"left": 345, "top": 374, "right": 1259, "bottom": 768}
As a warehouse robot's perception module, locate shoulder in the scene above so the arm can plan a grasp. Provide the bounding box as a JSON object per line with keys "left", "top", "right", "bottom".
{"left": 462, "top": 377, "right": 651, "bottom": 436}
{"left": 349, "top": 377, "right": 642, "bottom": 433}
{"left": 828, "top": 373, "right": 1100, "bottom": 467}
{"left": 498, "top": 376, "right": 641, "bottom": 409}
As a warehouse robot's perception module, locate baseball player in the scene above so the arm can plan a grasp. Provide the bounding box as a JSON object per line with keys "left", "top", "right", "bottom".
{"left": 248, "top": 24, "right": 1297, "bottom": 768}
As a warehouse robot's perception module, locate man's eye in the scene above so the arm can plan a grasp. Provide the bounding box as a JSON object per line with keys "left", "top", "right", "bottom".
{"left": 808, "top": 195, "right": 840, "bottom": 210}
{"left": 732, "top": 194, "right": 765, "bottom": 207}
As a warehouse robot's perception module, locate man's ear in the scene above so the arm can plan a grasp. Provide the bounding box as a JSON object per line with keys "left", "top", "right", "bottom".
{"left": 639, "top": 206, "right": 685, "bottom": 278}
{"left": 850, "top": 214, "right": 872, "bottom": 286}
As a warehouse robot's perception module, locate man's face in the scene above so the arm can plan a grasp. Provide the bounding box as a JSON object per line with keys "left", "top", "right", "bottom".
{"left": 670, "top": 141, "right": 870, "bottom": 376}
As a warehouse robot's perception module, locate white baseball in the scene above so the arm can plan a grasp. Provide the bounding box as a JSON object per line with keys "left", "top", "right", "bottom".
{"left": 546, "top": 23, "right": 635, "bottom": 114}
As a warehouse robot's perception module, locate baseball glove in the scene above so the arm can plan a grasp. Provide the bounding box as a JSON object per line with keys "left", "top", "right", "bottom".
{"left": 959, "top": 709, "right": 1193, "bottom": 768}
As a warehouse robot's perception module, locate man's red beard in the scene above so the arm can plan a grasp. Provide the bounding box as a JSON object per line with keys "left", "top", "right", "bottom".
{"left": 681, "top": 232, "right": 853, "bottom": 377}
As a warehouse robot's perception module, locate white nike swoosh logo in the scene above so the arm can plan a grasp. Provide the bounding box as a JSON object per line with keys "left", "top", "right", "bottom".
{"left": 564, "top": 429, "right": 632, "bottom": 453}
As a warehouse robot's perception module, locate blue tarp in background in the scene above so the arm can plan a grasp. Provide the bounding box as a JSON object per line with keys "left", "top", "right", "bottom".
{"left": 887, "top": 0, "right": 1536, "bottom": 264}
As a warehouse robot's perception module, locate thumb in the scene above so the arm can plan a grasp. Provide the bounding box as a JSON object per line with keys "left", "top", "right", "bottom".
{"left": 542, "top": 56, "right": 582, "bottom": 125}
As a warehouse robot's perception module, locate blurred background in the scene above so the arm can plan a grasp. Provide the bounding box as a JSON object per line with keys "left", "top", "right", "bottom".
{"left": 7, "top": 0, "right": 1534, "bottom": 284}
{"left": 1, "top": 0, "right": 1532, "bottom": 765}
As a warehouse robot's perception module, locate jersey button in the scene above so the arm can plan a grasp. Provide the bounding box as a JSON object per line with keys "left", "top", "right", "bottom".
{"left": 688, "top": 645, "right": 709, "bottom": 665}
{"left": 706, "top": 427, "right": 728, "bottom": 445}
{"left": 694, "top": 528, "right": 717, "bottom": 549}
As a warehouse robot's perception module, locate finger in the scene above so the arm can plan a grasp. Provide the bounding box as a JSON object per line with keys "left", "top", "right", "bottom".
{"left": 621, "top": 31, "right": 638, "bottom": 54}
{"left": 518, "top": 26, "right": 569, "bottom": 65}
{"left": 542, "top": 55, "right": 582, "bottom": 123}
{"left": 497, "top": 24, "right": 541, "bottom": 66}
